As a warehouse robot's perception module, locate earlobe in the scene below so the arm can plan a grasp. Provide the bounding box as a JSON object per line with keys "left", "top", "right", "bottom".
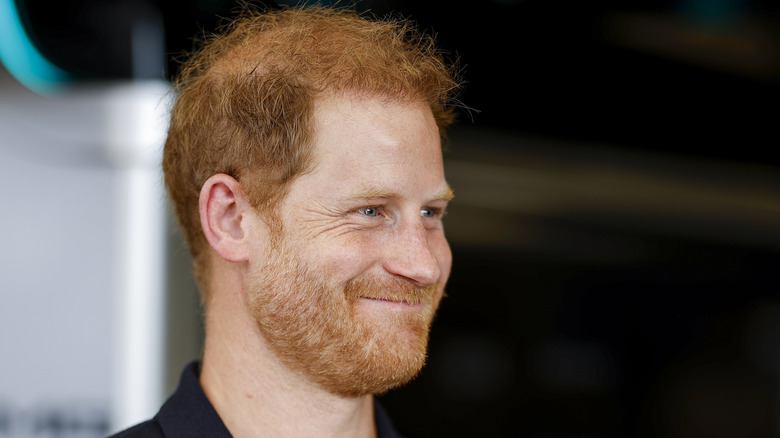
{"left": 199, "top": 174, "right": 252, "bottom": 262}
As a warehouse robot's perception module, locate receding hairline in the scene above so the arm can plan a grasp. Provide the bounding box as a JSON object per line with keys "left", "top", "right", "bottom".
{"left": 196, "top": 6, "right": 456, "bottom": 110}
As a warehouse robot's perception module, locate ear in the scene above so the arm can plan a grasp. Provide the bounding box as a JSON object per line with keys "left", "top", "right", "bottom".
{"left": 199, "top": 173, "right": 255, "bottom": 262}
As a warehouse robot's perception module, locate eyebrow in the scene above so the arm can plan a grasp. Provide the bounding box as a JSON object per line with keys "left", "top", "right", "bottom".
{"left": 350, "top": 185, "right": 455, "bottom": 202}
{"left": 434, "top": 185, "right": 455, "bottom": 202}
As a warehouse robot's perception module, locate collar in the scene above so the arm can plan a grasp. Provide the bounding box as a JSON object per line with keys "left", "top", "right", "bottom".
{"left": 157, "top": 362, "right": 403, "bottom": 438}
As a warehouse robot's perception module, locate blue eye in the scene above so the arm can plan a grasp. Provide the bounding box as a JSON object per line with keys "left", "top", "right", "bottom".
{"left": 420, "top": 208, "right": 435, "bottom": 217}
{"left": 358, "top": 206, "right": 378, "bottom": 217}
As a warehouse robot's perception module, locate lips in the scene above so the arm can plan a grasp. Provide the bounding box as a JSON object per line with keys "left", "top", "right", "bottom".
{"left": 344, "top": 276, "right": 437, "bottom": 305}
{"left": 359, "top": 296, "right": 424, "bottom": 306}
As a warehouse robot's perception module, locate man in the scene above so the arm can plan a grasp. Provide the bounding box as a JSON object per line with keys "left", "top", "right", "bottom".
{"left": 112, "top": 5, "right": 460, "bottom": 437}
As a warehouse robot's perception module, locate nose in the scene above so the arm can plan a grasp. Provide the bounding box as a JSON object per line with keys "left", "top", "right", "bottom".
{"left": 382, "top": 220, "right": 442, "bottom": 287}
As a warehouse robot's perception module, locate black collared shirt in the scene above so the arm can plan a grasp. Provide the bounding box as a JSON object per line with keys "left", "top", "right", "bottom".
{"left": 109, "top": 362, "right": 403, "bottom": 438}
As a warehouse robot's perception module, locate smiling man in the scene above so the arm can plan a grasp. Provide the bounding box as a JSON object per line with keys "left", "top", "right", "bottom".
{"left": 112, "top": 6, "right": 460, "bottom": 438}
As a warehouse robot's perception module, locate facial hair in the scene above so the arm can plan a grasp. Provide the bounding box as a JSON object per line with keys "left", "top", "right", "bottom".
{"left": 247, "top": 244, "right": 442, "bottom": 397}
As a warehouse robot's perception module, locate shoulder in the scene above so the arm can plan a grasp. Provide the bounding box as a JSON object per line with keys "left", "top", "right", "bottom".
{"left": 107, "top": 418, "right": 164, "bottom": 438}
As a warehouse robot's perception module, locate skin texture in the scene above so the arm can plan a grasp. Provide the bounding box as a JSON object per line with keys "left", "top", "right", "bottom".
{"left": 198, "top": 93, "right": 452, "bottom": 437}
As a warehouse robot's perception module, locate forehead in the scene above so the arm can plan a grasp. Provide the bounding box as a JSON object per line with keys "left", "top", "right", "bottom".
{"left": 287, "top": 92, "right": 447, "bottom": 201}
{"left": 312, "top": 93, "right": 440, "bottom": 163}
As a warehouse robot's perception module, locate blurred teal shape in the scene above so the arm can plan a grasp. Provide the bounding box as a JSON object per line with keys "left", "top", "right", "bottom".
{"left": 0, "top": 0, "right": 70, "bottom": 93}
{"left": 677, "top": 0, "right": 746, "bottom": 26}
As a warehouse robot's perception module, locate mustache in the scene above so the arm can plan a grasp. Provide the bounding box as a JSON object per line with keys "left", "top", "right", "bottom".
{"left": 344, "top": 275, "right": 438, "bottom": 305}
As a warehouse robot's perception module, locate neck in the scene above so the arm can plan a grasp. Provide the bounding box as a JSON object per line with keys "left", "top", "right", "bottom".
{"left": 199, "top": 268, "right": 376, "bottom": 438}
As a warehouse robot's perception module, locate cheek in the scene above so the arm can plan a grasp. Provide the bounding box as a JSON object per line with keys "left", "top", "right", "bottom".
{"left": 308, "top": 233, "right": 382, "bottom": 282}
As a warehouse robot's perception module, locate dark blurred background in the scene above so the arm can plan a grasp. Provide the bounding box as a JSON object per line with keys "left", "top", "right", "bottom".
{"left": 13, "top": 0, "right": 780, "bottom": 436}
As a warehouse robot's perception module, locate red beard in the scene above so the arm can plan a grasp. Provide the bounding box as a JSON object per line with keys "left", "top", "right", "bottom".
{"left": 248, "top": 245, "right": 442, "bottom": 396}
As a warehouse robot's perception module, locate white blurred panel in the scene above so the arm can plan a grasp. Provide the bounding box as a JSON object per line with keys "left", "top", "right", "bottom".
{"left": 0, "top": 71, "right": 170, "bottom": 437}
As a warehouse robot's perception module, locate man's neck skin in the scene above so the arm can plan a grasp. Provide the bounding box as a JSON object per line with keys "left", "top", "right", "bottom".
{"left": 198, "top": 260, "right": 377, "bottom": 438}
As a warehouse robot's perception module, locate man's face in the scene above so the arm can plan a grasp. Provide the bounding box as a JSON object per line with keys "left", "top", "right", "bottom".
{"left": 246, "top": 93, "right": 453, "bottom": 396}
